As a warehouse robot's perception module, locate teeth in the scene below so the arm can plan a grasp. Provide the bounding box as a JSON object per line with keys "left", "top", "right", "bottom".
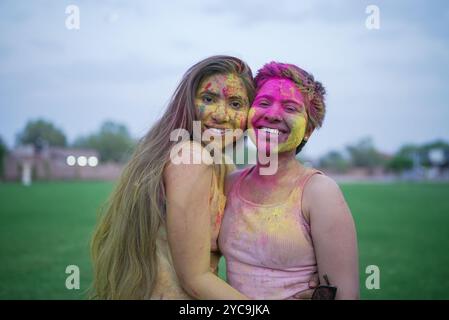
{"left": 208, "top": 128, "right": 225, "bottom": 135}
{"left": 260, "top": 127, "right": 280, "bottom": 135}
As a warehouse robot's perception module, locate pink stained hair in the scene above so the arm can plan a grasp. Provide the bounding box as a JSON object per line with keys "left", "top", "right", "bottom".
{"left": 254, "top": 62, "right": 326, "bottom": 133}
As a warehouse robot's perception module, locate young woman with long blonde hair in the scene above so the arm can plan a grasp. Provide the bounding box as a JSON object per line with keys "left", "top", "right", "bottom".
{"left": 90, "top": 56, "right": 256, "bottom": 299}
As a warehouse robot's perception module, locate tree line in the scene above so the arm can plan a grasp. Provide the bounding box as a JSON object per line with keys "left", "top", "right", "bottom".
{"left": 1, "top": 119, "right": 136, "bottom": 166}
{"left": 0, "top": 119, "right": 448, "bottom": 177}
{"left": 317, "top": 137, "right": 449, "bottom": 174}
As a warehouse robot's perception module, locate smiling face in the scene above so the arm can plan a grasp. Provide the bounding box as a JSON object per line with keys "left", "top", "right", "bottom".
{"left": 248, "top": 78, "right": 310, "bottom": 154}
{"left": 195, "top": 73, "right": 249, "bottom": 149}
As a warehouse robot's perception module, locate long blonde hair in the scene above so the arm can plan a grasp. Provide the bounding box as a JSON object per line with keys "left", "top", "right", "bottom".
{"left": 90, "top": 56, "right": 255, "bottom": 299}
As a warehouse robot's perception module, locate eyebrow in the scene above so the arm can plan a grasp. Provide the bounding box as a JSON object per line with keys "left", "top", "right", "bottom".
{"left": 198, "top": 90, "right": 220, "bottom": 97}
{"left": 227, "top": 95, "right": 246, "bottom": 102}
{"left": 199, "top": 90, "right": 247, "bottom": 102}
{"left": 255, "top": 95, "right": 305, "bottom": 108}
{"left": 282, "top": 99, "right": 304, "bottom": 106}
{"left": 254, "top": 95, "right": 272, "bottom": 101}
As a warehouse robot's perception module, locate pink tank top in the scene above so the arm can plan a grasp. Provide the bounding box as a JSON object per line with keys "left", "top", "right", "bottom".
{"left": 218, "top": 166, "right": 321, "bottom": 299}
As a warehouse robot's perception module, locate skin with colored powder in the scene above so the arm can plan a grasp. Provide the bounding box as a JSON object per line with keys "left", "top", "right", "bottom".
{"left": 195, "top": 73, "right": 249, "bottom": 150}
{"left": 90, "top": 56, "right": 266, "bottom": 300}
{"left": 248, "top": 78, "right": 310, "bottom": 155}
{"left": 219, "top": 63, "right": 359, "bottom": 300}
{"left": 93, "top": 56, "right": 322, "bottom": 300}
{"left": 165, "top": 68, "right": 254, "bottom": 300}
{"left": 170, "top": 69, "right": 321, "bottom": 300}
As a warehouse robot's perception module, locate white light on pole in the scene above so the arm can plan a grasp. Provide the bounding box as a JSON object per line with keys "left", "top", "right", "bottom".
{"left": 66, "top": 155, "right": 76, "bottom": 166}
{"left": 88, "top": 156, "right": 98, "bottom": 167}
{"left": 429, "top": 149, "right": 444, "bottom": 166}
{"left": 77, "top": 156, "right": 87, "bottom": 167}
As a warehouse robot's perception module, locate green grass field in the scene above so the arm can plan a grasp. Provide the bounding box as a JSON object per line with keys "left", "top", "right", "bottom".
{"left": 1, "top": 181, "right": 449, "bottom": 299}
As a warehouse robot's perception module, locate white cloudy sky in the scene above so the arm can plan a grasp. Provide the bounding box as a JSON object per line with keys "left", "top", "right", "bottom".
{"left": 0, "top": 0, "right": 448, "bottom": 158}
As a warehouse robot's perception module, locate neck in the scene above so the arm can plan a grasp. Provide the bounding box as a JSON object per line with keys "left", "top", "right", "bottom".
{"left": 253, "top": 149, "right": 303, "bottom": 183}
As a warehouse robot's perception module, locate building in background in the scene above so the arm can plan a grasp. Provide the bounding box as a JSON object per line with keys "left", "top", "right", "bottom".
{"left": 3, "top": 145, "right": 123, "bottom": 182}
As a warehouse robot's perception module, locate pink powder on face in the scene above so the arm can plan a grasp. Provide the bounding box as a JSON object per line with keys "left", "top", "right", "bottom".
{"left": 250, "top": 79, "right": 304, "bottom": 134}
{"left": 263, "top": 78, "right": 303, "bottom": 100}
{"left": 222, "top": 86, "right": 228, "bottom": 97}
{"left": 249, "top": 78, "right": 307, "bottom": 153}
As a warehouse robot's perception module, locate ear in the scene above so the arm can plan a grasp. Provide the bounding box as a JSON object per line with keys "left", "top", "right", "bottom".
{"left": 304, "top": 125, "right": 315, "bottom": 141}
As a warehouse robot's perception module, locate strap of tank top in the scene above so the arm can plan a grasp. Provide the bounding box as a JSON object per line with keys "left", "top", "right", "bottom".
{"left": 297, "top": 168, "right": 324, "bottom": 225}
{"left": 297, "top": 168, "right": 323, "bottom": 189}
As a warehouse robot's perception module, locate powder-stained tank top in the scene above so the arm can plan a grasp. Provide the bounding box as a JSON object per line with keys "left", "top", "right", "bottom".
{"left": 218, "top": 166, "right": 322, "bottom": 299}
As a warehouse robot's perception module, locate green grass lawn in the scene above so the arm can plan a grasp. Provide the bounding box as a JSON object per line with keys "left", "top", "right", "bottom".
{"left": 1, "top": 181, "right": 449, "bottom": 299}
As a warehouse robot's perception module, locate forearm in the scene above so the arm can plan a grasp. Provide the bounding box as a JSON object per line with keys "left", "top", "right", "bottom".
{"left": 182, "top": 272, "right": 249, "bottom": 300}
{"left": 314, "top": 230, "right": 359, "bottom": 300}
{"left": 316, "top": 268, "right": 359, "bottom": 300}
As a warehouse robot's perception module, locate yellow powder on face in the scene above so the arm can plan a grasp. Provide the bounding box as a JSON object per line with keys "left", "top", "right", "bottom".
{"left": 276, "top": 115, "right": 306, "bottom": 153}
{"left": 247, "top": 108, "right": 257, "bottom": 146}
{"left": 247, "top": 108, "right": 307, "bottom": 154}
{"left": 195, "top": 73, "right": 249, "bottom": 149}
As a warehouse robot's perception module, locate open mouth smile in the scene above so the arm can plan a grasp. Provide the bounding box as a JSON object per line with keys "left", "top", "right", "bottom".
{"left": 256, "top": 126, "right": 288, "bottom": 136}
{"left": 204, "top": 125, "right": 229, "bottom": 136}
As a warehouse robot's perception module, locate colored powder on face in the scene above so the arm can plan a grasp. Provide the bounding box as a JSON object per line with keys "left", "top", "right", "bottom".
{"left": 198, "top": 104, "right": 206, "bottom": 118}
{"left": 194, "top": 73, "right": 250, "bottom": 149}
{"left": 238, "top": 113, "right": 246, "bottom": 130}
{"left": 247, "top": 79, "right": 308, "bottom": 154}
{"left": 247, "top": 108, "right": 257, "bottom": 146}
{"left": 276, "top": 115, "right": 306, "bottom": 153}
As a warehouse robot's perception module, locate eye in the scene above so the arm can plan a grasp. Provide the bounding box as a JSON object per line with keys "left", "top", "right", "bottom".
{"left": 258, "top": 100, "right": 270, "bottom": 107}
{"left": 230, "top": 101, "right": 241, "bottom": 109}
{"left": 202, "top": 95, "right": 214, "bottom": 104}
{"left": 285, "top": 105, "right": 297, "bottom": 112}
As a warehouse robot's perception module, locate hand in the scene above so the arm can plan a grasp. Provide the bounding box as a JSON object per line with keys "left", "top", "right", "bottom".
{"left": 292, "top": 273, "right": 320, "bottom": 300}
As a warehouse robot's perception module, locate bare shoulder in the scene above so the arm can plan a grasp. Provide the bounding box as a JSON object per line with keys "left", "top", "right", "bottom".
{"left": 164, "top": 141, "right": 213, "bottom": 186}
{"left": 303, "top": 173, "right": 348, "bottom": 220}
{"left": 304, "top": 173, "right": 342, "bottom": 199}
{"left": 224, "top": 168, "right": 245, "bottom": 196}
{"left": 169, "top": 140, "right": 213, "bottom": 164}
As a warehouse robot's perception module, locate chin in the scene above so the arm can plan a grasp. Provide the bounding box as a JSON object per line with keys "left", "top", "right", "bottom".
{"left": 205, "top": 138, "right": 232, "bottom": 151}
{"left": 255, "top": 142, "right": 276, "bottom": 156}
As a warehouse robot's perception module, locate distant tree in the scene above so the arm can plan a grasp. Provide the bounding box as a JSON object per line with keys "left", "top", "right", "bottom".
{"left": 73, "top": 121, "right": 136, "bottom": 163}
{"left": 0, "top": 136, "right": 7, "bottom": 178}
{"left": 16, "top": 119, "right": 67, "bottom": 148}
{"left": 419, "top": 140, "right": 449, "bottom": 168}
{"left": 392, "top": 141, "right": 449, "bottom": 169}
{"left": 386, "top": 155, "right": 414, "bottom": 173}
{"left": 346, "top": 137, "right": 385, "bottom": 170}
{"left": 318, "top": 150, "right": 350, "bottom": 173}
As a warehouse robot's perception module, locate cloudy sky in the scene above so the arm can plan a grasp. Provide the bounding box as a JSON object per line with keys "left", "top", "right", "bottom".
{"left": 1, "top": 0, "right": 448, "bottom": 158}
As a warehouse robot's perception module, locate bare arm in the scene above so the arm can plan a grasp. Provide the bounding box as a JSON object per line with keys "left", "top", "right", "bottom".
{"left": 303, "top": 174, "right": 360, "bottom": 299}
{"left": 164, "top": 148, "right": 248, "bottom": 300}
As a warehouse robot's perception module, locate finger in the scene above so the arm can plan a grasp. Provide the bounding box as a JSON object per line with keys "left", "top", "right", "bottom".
{"left": 292, "top": 288, "right": 314, "bottom": 300}
{"left": 308, "top": 280, "right": 318, "bottom": 288}
{"left": 308, "top": 273, "right": 320, "bottom": 288}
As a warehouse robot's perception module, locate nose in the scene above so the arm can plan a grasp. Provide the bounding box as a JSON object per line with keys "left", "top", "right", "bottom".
{"left": 211, "top": 105, "right": 230, "bottom": 123}
{"left": 263, "top": 105, "right": 282, "bottom": 123}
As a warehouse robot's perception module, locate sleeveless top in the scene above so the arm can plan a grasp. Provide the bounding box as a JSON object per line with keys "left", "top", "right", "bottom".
{"left": 150, "top": 162, "right": 230, "bottom": 299}
{"left": 218, "top": 165, "right": 322, "bottom": 300}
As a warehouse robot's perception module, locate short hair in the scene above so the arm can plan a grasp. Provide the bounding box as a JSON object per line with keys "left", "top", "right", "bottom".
{"left": 254, "top": 62, "right": 326, "bottom": 154}
{"left": 254, "top": 62, "right": 326, "bottom": 131}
